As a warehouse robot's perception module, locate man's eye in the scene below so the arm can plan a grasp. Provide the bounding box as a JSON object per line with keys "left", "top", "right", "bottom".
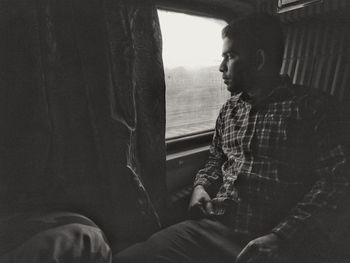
{"left": 228, "top": 54, "right": 237, "bottom": 59}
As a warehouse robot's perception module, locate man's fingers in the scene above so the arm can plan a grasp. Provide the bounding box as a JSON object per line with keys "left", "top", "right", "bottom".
{"left": 188, "top": 202, "right": 207, "bottom": 219}
{"left": 205, "top": 200, "right": 214, "bottom": 215}
{"left": 235, "top": 242, "right": 257, "bottom": 263}
{"left": 188, "top": 188, "right": 213, "bottom": 218}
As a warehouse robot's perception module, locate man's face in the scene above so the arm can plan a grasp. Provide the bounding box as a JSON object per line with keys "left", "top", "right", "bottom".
{"left": 219, "top": 37, "right": 252, "bottom": 95}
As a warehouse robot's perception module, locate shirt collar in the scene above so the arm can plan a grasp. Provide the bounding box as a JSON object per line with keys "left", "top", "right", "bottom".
{"left": 230, "top": 75, "right": 295, "bottom": 107}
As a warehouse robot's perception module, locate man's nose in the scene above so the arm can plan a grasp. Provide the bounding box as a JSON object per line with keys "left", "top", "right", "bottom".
{"left": 219, "top": 60, "right": 226, "bottom": 72}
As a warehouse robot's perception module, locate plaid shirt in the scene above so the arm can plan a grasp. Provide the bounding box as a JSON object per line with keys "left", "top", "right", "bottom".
{"left": 194, "top": 79, "right": 348, "bottom": 240}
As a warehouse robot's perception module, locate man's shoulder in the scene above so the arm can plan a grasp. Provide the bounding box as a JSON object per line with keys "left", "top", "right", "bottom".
{"left": 276, "top": 76, "right": 338, "bottom": 108}
{"left": 290, "top": 84, "right": 340, "bottom": 118}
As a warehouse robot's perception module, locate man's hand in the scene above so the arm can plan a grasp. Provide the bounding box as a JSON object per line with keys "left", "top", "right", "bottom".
{"left": 188, "top": 185, "right": 214, "bottom": 218}
{"left": 235, "top": 233, "right": 282, "bottom": 263}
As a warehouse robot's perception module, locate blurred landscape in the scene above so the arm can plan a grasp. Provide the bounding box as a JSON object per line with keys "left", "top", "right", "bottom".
{"left": 165, "top": 66, "right": 230, "bottom": 138}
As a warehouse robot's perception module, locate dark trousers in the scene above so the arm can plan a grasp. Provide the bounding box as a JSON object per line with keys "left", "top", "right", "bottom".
{"left": 115, "top": 217, "right": 342, "bottom": 263}
{"left": 114, "top": 218, "right": 246, "bottom": 263}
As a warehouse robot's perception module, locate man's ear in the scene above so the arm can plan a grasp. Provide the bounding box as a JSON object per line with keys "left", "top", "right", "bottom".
{"left": 255, "top": 49, "right": 266, "bottom": 71}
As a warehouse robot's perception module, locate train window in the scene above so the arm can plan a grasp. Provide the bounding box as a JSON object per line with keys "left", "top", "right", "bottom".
{"left": 157, "top": 10, "right": 229, "bottom": 139}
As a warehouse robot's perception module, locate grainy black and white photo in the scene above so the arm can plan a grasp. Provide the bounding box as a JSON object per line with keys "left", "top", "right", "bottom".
{"left": 0, "top": 0, "right": 349, "bottom": 262}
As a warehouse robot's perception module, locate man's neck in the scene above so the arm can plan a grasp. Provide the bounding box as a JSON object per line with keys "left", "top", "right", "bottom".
{"left": 246, "top": 75, "right": 281, "bottom": 105}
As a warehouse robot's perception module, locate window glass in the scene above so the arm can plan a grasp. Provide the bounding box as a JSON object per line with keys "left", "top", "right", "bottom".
{"left": 157, "top": 10, "right": 230, "bottom": 139}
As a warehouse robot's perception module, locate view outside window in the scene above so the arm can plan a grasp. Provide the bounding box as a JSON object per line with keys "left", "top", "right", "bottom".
{"left": 157, "top": 10, "right": 230, "bottom": 139}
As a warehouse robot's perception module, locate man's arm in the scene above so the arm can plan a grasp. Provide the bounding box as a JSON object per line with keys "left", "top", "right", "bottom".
{"left": 193, "top": 108, "right": 227, "bottom": 195}
{"left": 271, "top": 95, "right": 348, "bottom": 240}
{"left": 236, "top": 144, "right": 347, "bottom": 263}
{"left": 189, "top": 108, "right": 227, "bottom": 216}
{"left": 236, "top": 95, "right": 349, "bottom": 263}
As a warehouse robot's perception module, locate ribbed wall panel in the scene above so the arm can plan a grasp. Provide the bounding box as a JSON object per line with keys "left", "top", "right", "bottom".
{"left": 281, "top": 19, "right": 350, "bottom": 102}
{"left": 255, "top": 1, "right": 350, "bottom": 102}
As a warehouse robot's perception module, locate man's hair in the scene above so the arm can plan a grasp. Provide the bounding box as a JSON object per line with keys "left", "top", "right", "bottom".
{"left": 222, "top": 14, "right": 285, "bottom": 68}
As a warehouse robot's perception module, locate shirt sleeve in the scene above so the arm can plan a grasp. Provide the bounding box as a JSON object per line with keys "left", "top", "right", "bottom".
{"left": 272, "top": 94, "right": 349, "bottom": 240}
{"left": 193, "top": 106, "right": 227, "bottom": 195}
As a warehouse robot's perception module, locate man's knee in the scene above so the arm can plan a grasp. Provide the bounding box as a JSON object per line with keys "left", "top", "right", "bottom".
{"left": 0, "top": 214, "right": 112, "bottom": 263}
{"left": 114, "top": 232, "right": 168, "bottom": 263}
{"left": 114, "top": 220, "right": 205, "bottom": 263}
{"left": 45, "top": 223, "right": 112, "bottom": 263}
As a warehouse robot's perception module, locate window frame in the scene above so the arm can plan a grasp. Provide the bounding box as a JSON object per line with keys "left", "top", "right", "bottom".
{"left": 156, "top": 1, "right": 234, "bottom": 22}
{"left": 157, "top": 7, "right": 229, "bottom": 152}
{"left": 166, "top": 130, "right": 213, "bottom": 155}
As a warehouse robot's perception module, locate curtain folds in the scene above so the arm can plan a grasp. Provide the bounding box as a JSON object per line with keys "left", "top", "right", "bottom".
{"left": 0, "top": 0, "right": 166, "bottom": 249}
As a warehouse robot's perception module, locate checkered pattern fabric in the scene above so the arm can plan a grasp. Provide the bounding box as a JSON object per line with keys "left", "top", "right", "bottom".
{"left": 194, "top": 80, "right": 348, "bottom": 240}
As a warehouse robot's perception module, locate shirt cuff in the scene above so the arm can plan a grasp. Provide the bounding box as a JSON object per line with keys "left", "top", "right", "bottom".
{"left": 193, "top": 177, "right": 212, "bottom": 191}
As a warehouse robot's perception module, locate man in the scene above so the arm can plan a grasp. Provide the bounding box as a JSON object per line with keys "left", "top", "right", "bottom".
{"left": 115, "top": 14, "right": 348, "bottom": 263}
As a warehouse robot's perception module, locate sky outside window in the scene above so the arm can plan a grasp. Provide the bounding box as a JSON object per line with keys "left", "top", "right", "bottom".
{"left": 157, "top": 10, "right": 229, "bottom": 139}
{"left": 158, "top": 10, "right": 227, "bottom": 69}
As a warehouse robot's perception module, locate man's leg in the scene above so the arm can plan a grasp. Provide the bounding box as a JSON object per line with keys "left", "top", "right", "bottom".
{"left": 115, "top": 218, "right": 245, "bottom": 263}
{"left": 0, "top": 212, "right": 112, "bottom": 263}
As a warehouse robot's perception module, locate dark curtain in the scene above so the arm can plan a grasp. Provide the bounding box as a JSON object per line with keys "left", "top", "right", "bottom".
{"left": 0, "top": 0, "right": 166, "bottom": 249}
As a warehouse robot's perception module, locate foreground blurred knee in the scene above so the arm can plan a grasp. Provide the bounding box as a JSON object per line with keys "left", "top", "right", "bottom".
{"left": 0, "top": 215, "right": 112, "bottom": 263}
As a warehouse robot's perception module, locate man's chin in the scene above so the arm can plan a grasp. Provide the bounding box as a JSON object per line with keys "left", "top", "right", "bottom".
{"left": 227, "top": 85, "right": 241, "bottom": 95}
